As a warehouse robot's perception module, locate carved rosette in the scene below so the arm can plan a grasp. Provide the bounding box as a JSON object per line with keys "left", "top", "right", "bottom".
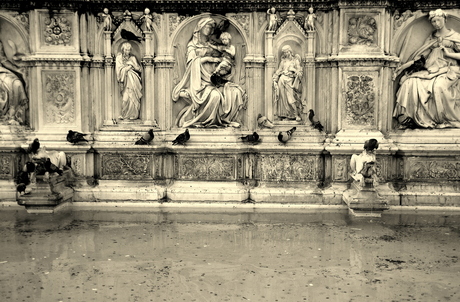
{"left": 43, "top": 71, "right": 75, "bottom": 124}
{"left": 101, "top": 154, "right": 152, "bottom": 180}
{"left": 177, "top": 155, "right": 236, "bottom": 181}
{"left": 0, "top": 154, "right": 12, "bottom": 179}
{"left": 257, "top": 155, "right": 318, "bottom": 181}
{"left": 405, "top": 158, "right": 460, "bottom": 181}
{"left": 345, "top": 75, "right": 375, "bottom": 127}
{"left": 44, "top": 16, "right": 72, "bottom": 46}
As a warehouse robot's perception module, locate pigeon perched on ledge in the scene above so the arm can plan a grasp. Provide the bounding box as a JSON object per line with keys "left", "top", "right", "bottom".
{"left": 67, "top": 130, "right": 89, "bottom": 144}
{"left": 308, "top": 109, "right": 324, "bottom": 132}
{"left": 135, "top": 129, "right": 154, "bottom": 145}
{"left": 278, "top": 127, "right": 296, "bottom": 143}
{"left": 172, "top": 129, "right": 190, "bottom": 146}
{"left": 240, "top": 132, "right": 260, "bottom": 145}
{"left": 27, "top": 138, "right": 40, "bottom": 154}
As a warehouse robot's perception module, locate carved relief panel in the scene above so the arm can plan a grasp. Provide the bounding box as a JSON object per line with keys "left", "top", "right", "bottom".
{"left": 339, "top": 9, "right": 384, "bottom": 54}
{"left": 39, "top": 70, "right": 81, "bottom": 131}
{"left": 35, "top": 10, "right": 79, "bottom": 54}
{"left": 100, "top": 153, "right": 156, "bottom": 180}
{"left": 340, "top": 68, "right": 380, "bottom": 130}
{"left": 256, "top": 154, "right": 320, "bottom": 182}
{"left": 405, "top": 157, "right": 460, "bottom": 181}
{"left": 175, "top": 154, "right": 241, "bottom": 181}
{"left": 333, "top": 156, "right": 348, "bottom": 182}
{"left": 0, "top": 154, "right": 14, "bottom": 180}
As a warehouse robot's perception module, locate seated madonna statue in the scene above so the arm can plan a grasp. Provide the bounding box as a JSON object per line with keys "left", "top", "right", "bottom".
{"left": 172, "top": 17, "right": 247, "bottom": 128}
{"left": 393, "top": 9, "right": 460, "bottom": 129}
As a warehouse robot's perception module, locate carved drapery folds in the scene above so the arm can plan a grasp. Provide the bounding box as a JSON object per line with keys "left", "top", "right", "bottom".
{"left": 43, "top": 71, "right": 75, "bottom": 124}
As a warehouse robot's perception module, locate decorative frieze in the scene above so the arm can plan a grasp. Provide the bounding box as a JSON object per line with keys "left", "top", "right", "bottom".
{"left": 405, "top": 158, "right": 460, "bottom": 181}
{"left": 43, "top": 71, "right": 76, "bottom": 125}
{"left": 257, "top": 154, "right": 318, "bottom": 182}
{"left": 101, "top": 153, "right": 153, "bottom": 180}
{"left": 0, "top": 154, "right": 12, "bottom": 179}
{"left": 176, "top": 155, "right": 237, "bottom": 181}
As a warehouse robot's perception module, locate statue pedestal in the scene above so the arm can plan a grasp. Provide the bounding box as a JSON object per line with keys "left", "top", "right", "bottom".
{"left": 342, "top": 175, "right": 389, "bottom": 217}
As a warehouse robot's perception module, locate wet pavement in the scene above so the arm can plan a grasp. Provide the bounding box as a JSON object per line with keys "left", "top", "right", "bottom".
{"left": 1, "top": 207, "right": 460, "bottom": 302}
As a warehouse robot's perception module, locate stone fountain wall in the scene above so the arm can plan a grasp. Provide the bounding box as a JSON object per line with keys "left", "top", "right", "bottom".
{"left": 0, "top": 1, "right": 459, "bottom": 206}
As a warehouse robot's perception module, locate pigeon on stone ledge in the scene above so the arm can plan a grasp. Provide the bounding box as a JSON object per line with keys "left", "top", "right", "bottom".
{"left": 16, "top": 183, "right": 27, "bottom": 195}
{"left": 67, "top": 130, "right": 89, "bottom": 144}
{"left": 45, "top": 158, "right": 63, "bottom": 176}
{"left": 135, "top": 129, "right": 154, "bottom": 145}
{"left": 172, "top": 129, "right": 190, "bottom": 145}
{"left": 308, "top": 109, "right": 324, "bottom": 132}
{"left": 27, "top": 138, "right": 40, "bottom": 154}
{"left": 278, "top": 127, "right": 296, "bottom": 143}
{"left": 240, "top": 132, "right": 260, "bottom": 145}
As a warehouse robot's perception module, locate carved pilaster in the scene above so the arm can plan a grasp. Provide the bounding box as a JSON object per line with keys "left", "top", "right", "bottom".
{"left": 265, "top": 31, "right": 275, "bottom": 122}
{"left": 155, "top": 56, "right": 175, "bottom": 130}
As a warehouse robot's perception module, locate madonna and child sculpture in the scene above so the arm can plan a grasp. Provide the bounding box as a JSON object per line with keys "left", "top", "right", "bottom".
{"left": 172, "top": 17, "right": 247, "bottom": 128}
{"left": 393, "top": 9, "right": 460, "bottom": 129}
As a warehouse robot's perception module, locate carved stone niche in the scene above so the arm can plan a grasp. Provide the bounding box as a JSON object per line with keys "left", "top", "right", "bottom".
{"left": 339, "top": 8, "right": 385, "bottom": 55}
{"left": 34, "top": 9, "right": 79, "bottom": 55}
{"left": 271, "top": 18, "right": 307, "bottom": 124}
{"left": 339, "top": 67, "right": 380, "bottom": 130}
{"left": 171, "top": 14, "right": 247, "bottom": 128}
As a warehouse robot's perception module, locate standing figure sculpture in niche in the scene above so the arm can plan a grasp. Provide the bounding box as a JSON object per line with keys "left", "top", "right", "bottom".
{"left": 273, "top": 45, "right": 303, "bottom": 121}
{"left": 172, "top": 17, "right": 246, "bottom": 128}
{"left": 116, "top": 42, "right": 142, "bottom": 120}
{"left": 0, "top": 41, "right": 28, "bottom": 125}
{"left": 393, "top": 9, "right": 460, "bottom": 129}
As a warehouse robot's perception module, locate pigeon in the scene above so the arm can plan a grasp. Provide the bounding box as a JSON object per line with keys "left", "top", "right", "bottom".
{"left": 17, "top": 171, "right": 31, "bottom": 186}
{"left": 25, "top": 161, "right": 36, "bottom": 173}
{"left": 16, "top": 183, "right": 27, "bottom": 195}
{"left": 240, "top": 132, "right": 260, "bottom": 144}
{"left": 278, "top": 127, "right": 296, "bottom": 143}
{"left": 308, "top": 109, "right": 324, "bottom": 132}
{"left": 257, "top": 114, "right": 274, "bottom": 129}
{"left": 44, "top": 158, "right": 63, "bottom": 176}
{"left": 172, "top": 129, "right": 190, "bottom": 145}
{"left": 135, "top": 129, "right": 154, "bottom": 145}
{"left": 121, "top": 29, "right": 143, "bottom": 42}
{"left": 67, "top": 130, "right": 89, "bottom": 144}
{"left": 27, "top": 138, "right": 40, "bottom": 154}
{"left": 405, "top": 55, "right": 426, "bottom": 75}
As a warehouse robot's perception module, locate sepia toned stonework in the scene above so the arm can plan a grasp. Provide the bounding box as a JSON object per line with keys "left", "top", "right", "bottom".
{"left": 176, "top": 155, "right": 238, "bottom": 181}
{"left": 345, "top": 74, "right": 375, "bottom": 127}
{"left": 257, "top": 154, "right": 318, "bottom": 182}
{"left": 101, "top": 153, "right": 152, "bottom": 180}
{"left": 43, "top": 71, "right": 75, "bottom": 124}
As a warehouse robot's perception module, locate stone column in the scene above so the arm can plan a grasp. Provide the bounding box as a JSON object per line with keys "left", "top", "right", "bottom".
{"left": 103, "top": 31, "right": 114, "bottom": 125}
{"left": 265, "top": 31, "right": 276, "bottom": 121}
{"left": 142, "top": 31, "right": 154, "bottom": 125}
{"left": 154, "top": 56, "right": 175, "bottom": 130}
{"left": 243, "top": 56, "right": 265, "bottom": 130}
{"left": 305, "top": 30, "right": 316, "bottom": 114}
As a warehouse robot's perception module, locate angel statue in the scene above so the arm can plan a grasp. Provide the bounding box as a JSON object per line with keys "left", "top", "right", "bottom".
{"left": 272, "top": 45, "right": 303, "bottom": 121}
{"left": 267, "top": 7, "right": 279, "bottom": 31}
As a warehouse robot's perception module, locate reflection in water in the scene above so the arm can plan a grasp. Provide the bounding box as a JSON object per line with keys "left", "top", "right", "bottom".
{"left": 1, "top": 208, "right": 460, "bottom": 302}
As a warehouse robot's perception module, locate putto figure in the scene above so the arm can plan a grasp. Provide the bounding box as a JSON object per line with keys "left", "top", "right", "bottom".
{"left": 273, "top": 45, "right": 303, "bottom": 121}
{"left": 393, "top": 9, "right": 460, "bottom": 129}
{"left": 99, "top": 8, "right": 114, "bottom": 31}
{"left": 267, "top": 7, "right": 279, "bottom": 31}
{"left": 208, "top": 32, "right": 235, "bottom": 77}
{"left": 116, "top": 42, "right": 142, "bottom": 120}
{"left": 140, "top": 8, "right": 154, "bottom": 32}
{"left": 304, "top": 6, "right": 317, "bottom": 31}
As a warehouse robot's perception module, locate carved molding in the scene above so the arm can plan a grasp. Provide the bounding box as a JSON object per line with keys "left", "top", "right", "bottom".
{"left": 43, "top": 71, "right": 76, "bottom": 125}
{"left": 176, "top": 155, "right": 237, "bottom": 181}
{"left": 405, "top": 158, "right": 460, "bottom": 181}
{"left": 257, "top": 154, "right": 318, "bottom": 181}
{"left": 101, "top": 153, "right": 152, "bottom": 180}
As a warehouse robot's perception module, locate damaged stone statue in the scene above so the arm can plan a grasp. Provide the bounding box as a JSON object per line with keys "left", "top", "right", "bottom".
{"left": 393, "top": 9, "right": 460, "bottom": 129}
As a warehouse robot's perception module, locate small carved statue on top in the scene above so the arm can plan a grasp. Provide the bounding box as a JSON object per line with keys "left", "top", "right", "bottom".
{"left": 304, "top": 6, "right": 317, "bottom": 31}
{"left": 99, "top": 8, "right": 114, "bottom": 31}
{"left": 349, "top": 139, "right": 379, "bottom": 187}
{"left": 140, "top": 8, "right": 154, "bottom": 32}
{"left": 267, "top": 7, "right": 279, "bottom": 31}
